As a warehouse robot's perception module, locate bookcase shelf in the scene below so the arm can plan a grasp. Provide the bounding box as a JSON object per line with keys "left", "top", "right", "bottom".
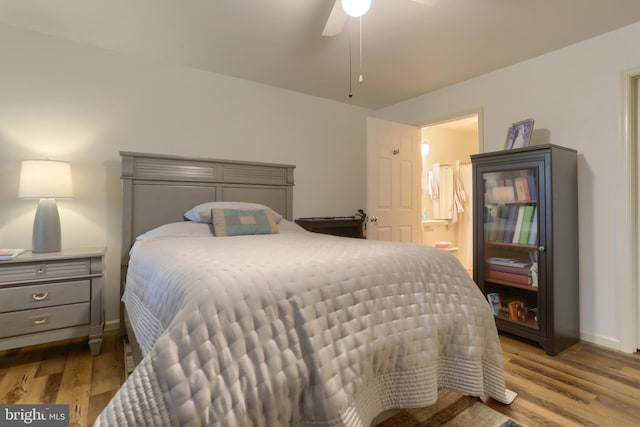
{"left": 486, "top": 200, "right": 539, "bottom": 205}
{"left": 486, "top": 241, "right": 537, "bottom": 250}
{"left": 472, "top": 144, "right": 579, "bottom": 356}
{"left": 484, "top": 279, "right": 539, "bottom": 292}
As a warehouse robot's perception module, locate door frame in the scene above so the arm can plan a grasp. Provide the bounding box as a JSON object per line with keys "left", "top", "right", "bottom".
{"left": 620, "top": 68, "right": 640, "bottom": 353}
{"left": 417, "top": 107, "right": 483, "bottom": 271}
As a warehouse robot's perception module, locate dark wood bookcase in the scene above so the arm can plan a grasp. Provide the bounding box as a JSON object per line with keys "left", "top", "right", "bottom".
{"left": 471, "top": 144, "right": 579, "bottom": 355}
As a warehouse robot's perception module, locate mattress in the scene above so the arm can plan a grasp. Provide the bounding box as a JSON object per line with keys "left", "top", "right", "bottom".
{"left": 96, "top": 220, "right": 515, "bottom": 426}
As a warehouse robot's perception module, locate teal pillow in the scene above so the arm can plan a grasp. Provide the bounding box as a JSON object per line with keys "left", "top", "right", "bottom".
{"left": 211, "top": 208, "right": 279, "bottom": 237}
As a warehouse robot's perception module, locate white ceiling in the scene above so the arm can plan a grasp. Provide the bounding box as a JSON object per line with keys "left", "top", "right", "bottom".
{"left": 2, "top": 0, "right": 640, "bottom": 109}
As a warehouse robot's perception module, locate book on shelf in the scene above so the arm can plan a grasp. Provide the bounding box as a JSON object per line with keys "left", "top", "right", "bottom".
{"left": 514, "top": 176, "right": 528, "bottom": 201}
{"left": 486, "top": 269, "right": 530, "bottom": 285}
{"left": 526, "top": 170, "right": 538, "bottom": 200}
{"left": 484, "top": 175, "right": 498, "bottom": 202}
{"left": 528, "top": 207, "right": 538, "bottom": 245}
{"left": 496, "top": 209, "right": 504, "bottom": 241}
{"left": 487, "top": 170, "right": 537, "bottom": 203}
{"left": 488, "top": 262, "right": 530, "bottom": 275}
{"left": 0, "top": 248, "right": 25, "bottom": 261}
{"left": 512, "top": 206, "right": 526, "bottom": 244}
{"left": 503, "top": 205, "right": 519, "bottom": 243}
{"left": 493, "top": 176, "right": 515, "bottom": 202}
{"left": 504, "top": 176, "right": 516, "bottom": 202}
{"left": 487, "top": 257, "right": 530, "bottom": 268}
{"left": 488, "top": 206, "right": 499, "bottom": 241}
{"left": 518, "top": 205, "right": 536, "bottom": 244}
{"left": 484, "top": 206, "right": 496, "bottom": 240}
{"left": 519, "top": 170, "right": 531, "bottom": 199}
{"left": 495, "top": 177, "right": 506, "bottom": 202}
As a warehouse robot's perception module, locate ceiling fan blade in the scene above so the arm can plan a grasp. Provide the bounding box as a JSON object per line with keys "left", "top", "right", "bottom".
{"left": 322, "top": 0, "right": 348, "bottom": 37}
{"left": 410, "top": 0, "right": 439, "bottom": 5}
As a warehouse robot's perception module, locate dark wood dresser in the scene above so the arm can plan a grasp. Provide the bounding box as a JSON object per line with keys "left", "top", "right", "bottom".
{"left": 295, "top": 217, "right": 365, "bottom": 238}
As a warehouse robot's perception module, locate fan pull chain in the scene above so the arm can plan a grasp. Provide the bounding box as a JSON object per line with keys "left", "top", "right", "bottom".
{"left": 359, "top": 15, "right": 364, "bottom": 84}
{"left": 348, "top": 15, "right": 364, "bottom": 98}
{"left": 348, "top": 18, "right": 353, "bottom": 98}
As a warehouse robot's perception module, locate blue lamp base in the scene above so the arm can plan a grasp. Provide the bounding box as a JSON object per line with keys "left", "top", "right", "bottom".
{"left": 32, "top": 198, "right": 62, "bottom": 253}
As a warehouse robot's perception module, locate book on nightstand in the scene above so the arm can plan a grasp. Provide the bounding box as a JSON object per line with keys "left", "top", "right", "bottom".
{"left": 0, "top": 249, "right": 25, "bottom": 261}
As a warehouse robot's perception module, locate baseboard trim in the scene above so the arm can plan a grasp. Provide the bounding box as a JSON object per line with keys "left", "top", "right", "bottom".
{"left": 104, "top": 319, "right": 120, "bottom": 332}
{"left": 580, "top": 331, "right": 622, "bottom": 352}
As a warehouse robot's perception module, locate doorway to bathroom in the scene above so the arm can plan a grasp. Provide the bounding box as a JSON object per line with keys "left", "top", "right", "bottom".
{"left": 420, "top": 114, "right": 480, "bottom": 276}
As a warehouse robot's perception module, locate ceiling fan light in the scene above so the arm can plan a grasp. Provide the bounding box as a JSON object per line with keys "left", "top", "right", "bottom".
{"left": 341, "top": 0, "right": 371, "bottom": 17}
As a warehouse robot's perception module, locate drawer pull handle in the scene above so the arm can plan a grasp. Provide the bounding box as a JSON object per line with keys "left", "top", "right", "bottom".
{"left": 32, "top": 316, "right": 50, "bottom": 325}
{"left": 32, "top": 292, "right": 49, "bottom": 301}
{"left": 35, "top": 264, "right": 47, "bottom": 275}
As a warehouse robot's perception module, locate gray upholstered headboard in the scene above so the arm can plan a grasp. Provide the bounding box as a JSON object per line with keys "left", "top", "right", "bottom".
{"left": 120, "top": 150, "right": 295, "bottom": 289}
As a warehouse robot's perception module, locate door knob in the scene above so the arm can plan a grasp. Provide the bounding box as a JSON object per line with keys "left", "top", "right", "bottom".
{"left": 369, "top": 216, "right": 379, "bottom": 223}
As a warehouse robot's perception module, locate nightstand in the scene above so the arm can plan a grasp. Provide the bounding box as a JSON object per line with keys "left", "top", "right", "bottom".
{"left": 0, "top": 247, "right": 105, "bottom": 355}
{"left": 295, "top": 217, "right": 366, "bottom": 238}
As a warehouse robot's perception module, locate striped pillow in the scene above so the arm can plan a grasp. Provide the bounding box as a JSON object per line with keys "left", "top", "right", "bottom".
{"left": 211, "top": 208, "right": 279, "bottom": 237}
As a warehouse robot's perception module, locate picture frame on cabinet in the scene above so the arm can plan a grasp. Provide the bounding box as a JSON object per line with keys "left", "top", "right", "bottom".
{"left": 505, "top": 118, "right": 534, "bottom": 149}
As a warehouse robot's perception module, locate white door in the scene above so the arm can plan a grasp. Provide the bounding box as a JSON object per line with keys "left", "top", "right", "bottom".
{"left": 366, "top": 117, "right": 421, "bottom": 243}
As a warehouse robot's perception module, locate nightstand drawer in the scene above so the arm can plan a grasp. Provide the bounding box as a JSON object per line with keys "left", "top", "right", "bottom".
{"left": 0, "top": 259, "right": 91, "bottom": 284}
{"left": 0, "top": 302, "right": 90, "bottom": 339}
{"left": 0, "top": 280, "right": 90, "bottom": 313}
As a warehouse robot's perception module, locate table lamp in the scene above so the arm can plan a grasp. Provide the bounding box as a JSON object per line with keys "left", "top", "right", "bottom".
{"left": 19, "top": 160, "right": 74, "bottom": 253}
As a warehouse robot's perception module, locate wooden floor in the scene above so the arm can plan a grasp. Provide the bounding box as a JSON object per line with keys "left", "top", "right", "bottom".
{"left": 0, "top": 331, "right": 125, "bottom": 427}
{"left": 490, "top": 334, "right": 640, "bottom": 427}
{"left": 1, "top": 331, "right": 639, "bottom": 426}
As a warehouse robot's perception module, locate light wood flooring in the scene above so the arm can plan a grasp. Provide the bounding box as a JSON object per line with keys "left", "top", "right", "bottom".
{"left": 0, "top": 331, "right": 125, "bottom": 427}
{"left": 490, "top": 334, "right": 640, "bottom": 426}
{"left": 1, "top": 331, "right": 639, "bottom": 426}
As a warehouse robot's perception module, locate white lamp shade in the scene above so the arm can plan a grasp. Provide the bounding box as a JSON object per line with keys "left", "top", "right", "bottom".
{"left": 19, "top": 160, "right": 74, "bottom": 199}
{"left": 342, "top": 0, "right": 371, "bottom": 17}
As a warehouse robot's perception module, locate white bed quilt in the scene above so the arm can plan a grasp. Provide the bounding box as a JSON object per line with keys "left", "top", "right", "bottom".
{"left": 97, "top": 226, "right": 515, "bottom": 426}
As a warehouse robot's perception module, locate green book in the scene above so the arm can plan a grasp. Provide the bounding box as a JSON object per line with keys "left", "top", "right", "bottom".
{"left": 495, "top": 205, "right": 509, "bottom": 242}
{"left": 519, "top": 205, "right": 536, "bottom": 244}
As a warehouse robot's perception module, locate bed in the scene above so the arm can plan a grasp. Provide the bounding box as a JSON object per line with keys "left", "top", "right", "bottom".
{"left": 96, "top": 151, "right": 515, "bottom": 426}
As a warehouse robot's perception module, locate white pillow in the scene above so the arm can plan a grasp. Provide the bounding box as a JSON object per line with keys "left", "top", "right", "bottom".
{"left": 136, "top": 221, "right": 213, "bottom": 241}
{"left": 184, "top": 201, "right": 283, "bottom": 224}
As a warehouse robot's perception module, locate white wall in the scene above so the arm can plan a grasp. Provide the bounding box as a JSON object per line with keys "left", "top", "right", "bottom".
{"left": 375, "top": 22, "right": 640, "bottom": 350}
{"left": 0, "top": 24, "right": 371, "bottom": 330}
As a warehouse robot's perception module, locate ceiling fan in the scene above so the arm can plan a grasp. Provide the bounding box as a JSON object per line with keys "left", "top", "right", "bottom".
{"left": 322, "top": 0, "right": 439, "bottom": 36}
